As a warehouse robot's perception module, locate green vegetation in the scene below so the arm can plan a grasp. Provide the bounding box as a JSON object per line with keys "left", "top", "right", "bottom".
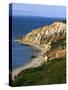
{"left": 12, "top": 57, "right": 66, "bottom": 86}
{"left": 12, "top": 21, "right": 66, "bottom": 87}
{"left": 51, "top": 38, "right": 66, "bottom": 50}
{"left": 61, "top": 20, "right": 66, "bottom": 23}
{"left": 56, "top": 20, "right": 66, "bottom": 23}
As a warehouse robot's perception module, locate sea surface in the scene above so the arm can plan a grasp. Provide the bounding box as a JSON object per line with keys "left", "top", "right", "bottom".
{"left": 12, "top": 16, "right": 65, "bottom": 69}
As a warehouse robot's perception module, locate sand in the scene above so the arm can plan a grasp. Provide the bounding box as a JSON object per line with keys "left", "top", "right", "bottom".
{"left": 12, "top": 41, "right": 46, "bottom": 80}
{"left": 12, "top": 55, "right": 45, "bottom": 80}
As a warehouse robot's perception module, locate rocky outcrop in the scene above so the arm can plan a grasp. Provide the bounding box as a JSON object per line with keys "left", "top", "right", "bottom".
{"left": 17, "top": 21, "right": 66, "bottom": 62}
{"left": 21, "top": 22, "right": 66, "bottom": 45}
{"left": 20, "top": 22, "right": 66, "bottom": 50}
{"left": 12, "top": 22, "right": 66, "bottom": 80}
{"left": 43, "top": 48, "right": 66, "bottom": 61}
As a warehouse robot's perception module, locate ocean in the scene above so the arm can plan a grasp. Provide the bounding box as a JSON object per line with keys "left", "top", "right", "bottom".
{"left": 12, "top": 16, "right": 64, "bottom": 69}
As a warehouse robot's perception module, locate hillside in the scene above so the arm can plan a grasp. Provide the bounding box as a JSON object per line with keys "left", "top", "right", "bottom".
{"left": 16, "top": 21, "right": 66, "bottom": 62}
{"left": 12, "top": 57, "right": 66, "bottom": 86}
{"left": 20, "top": 22, "right": 66, "bottom": 48}
{"left": 12, "top": 21, "right": 66, "bottom": 86}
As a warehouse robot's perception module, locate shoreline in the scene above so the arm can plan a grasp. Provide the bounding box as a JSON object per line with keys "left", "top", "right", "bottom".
{"left": 14, "top": 39, "right": 44, "bottom": 51}
{"left": 12, "top": 41, "right": 45, "bottom": 80}
{"left": 12, "top": 21, "right": 66, "bottom": 81}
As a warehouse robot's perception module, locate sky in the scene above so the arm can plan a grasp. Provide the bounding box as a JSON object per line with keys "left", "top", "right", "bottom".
{"left": 9, "top": 3, "right": 66, "bottom": 19}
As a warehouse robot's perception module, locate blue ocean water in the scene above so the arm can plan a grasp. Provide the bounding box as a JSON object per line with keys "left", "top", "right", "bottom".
{"left": 12, "top": 16, "right": 64, "bottom": 69}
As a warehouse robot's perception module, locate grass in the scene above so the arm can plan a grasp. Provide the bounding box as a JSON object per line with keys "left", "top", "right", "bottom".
{"left": 61, "top": 20, "right": 66, "bottom": 23}
{"left": 12, "top": 57, "right": 66, "bottom": 87}
{"left": 51, "top": 38, "right": 66, "bottom": 50}
{"left": 12, "top": 32, "right": 66, "bottom": 87}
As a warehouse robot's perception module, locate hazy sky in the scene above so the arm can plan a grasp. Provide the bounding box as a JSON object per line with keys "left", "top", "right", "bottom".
{"left": 9, "top": 3, "right": 66, "bottom": 19}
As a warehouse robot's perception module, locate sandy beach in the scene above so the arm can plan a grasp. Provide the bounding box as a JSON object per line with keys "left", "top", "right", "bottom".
{"left": 12, "top": 41, "right": 46, "bottom": 80}
{"left": 14, "top": 39, "right": 45, "bottom": 51}
{"left": 12, "top": 55, "right": 45, "bottom": 80}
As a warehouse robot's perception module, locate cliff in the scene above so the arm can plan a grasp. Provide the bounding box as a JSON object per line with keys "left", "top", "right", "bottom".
{"left": 15, "top": 21, "right": 66, "bottom": 61}
{"left": 12, "top": 21, "right": 66, "bottom": 85}
{"left": 21, "top": 22, "right": 66, "bottom": 42}
{"left": 12, "top": 21, "right": 66, "bottom": 82}
{"left": 19, "top": 22, "right": 66, "bottom": 51}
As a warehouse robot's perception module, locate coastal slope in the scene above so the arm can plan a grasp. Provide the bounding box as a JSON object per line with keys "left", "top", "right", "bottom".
{"left": 12, "top": 21, "right": 66, "bottom": 86}
{"left": 19, "top": 22, "right": 66, "bottom": 50}
{"left": 12, "top": 57, "right": 66, "bottom": 86}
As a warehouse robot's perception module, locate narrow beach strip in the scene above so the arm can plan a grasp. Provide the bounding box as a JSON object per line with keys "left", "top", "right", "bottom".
{"left": 12, "top": 41, "right": 45, "bottom": 80}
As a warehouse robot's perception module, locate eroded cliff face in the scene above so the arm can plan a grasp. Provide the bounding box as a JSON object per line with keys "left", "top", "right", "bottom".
{"left": 18, "top": 21, "right": 66, "bottom": 61}
{"left": 12, "top": 22, "right": 66, "bottom": 81}
{"left": 21, "top": 22, "right": 66, "bottom": 47}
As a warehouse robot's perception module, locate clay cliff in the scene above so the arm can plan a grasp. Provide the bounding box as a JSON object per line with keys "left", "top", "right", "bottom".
{"left": 15, "top": 21, "right": 66, "bottom": 62}
{"left": 19, "top": 22, "right": 66, "bottom": 51}
{"left": 12, "top": 21, "right": 66, "bottom": 81}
